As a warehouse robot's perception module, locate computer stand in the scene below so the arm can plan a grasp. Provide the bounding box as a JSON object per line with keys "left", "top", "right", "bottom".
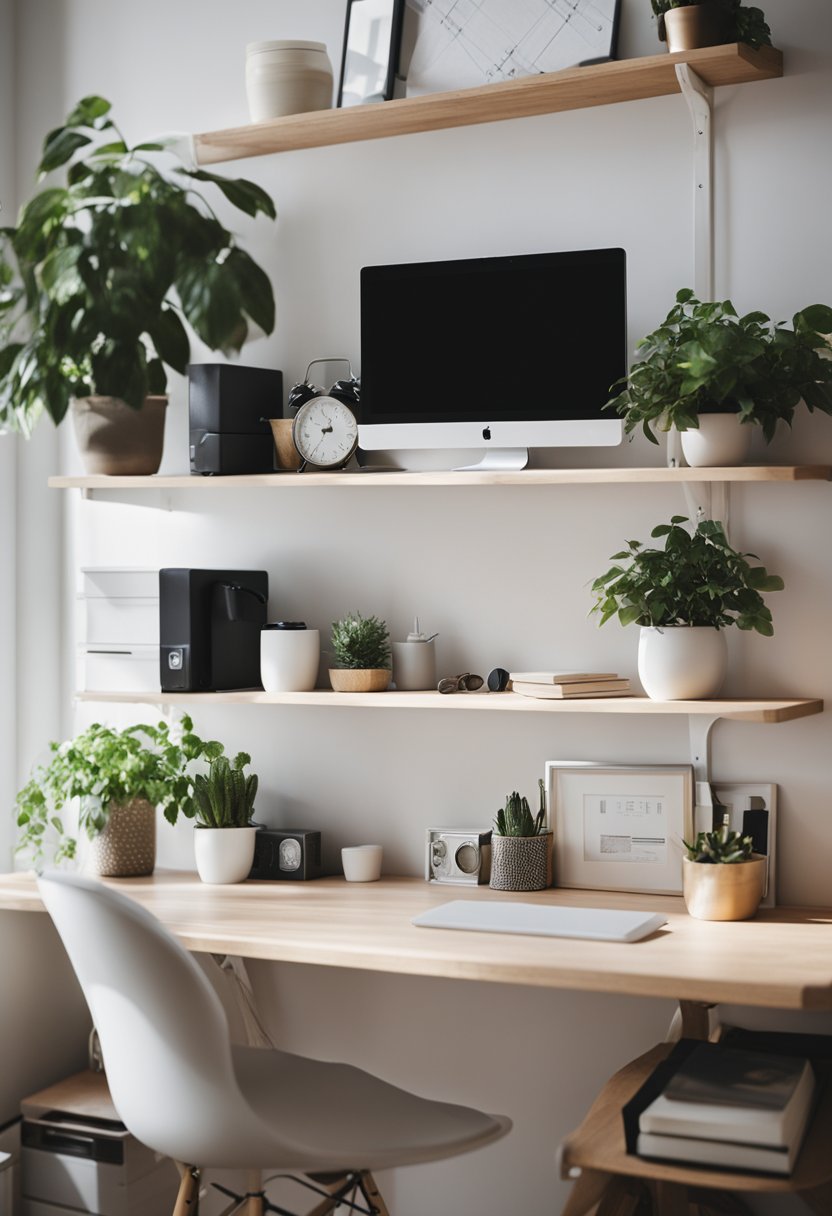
{"left": 454, "top": 447, "right": 529, "bottom": 472}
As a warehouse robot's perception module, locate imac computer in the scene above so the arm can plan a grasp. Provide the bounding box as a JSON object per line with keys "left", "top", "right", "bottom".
{"left": 358, "top": 247, "right": 626, "bottom": 470}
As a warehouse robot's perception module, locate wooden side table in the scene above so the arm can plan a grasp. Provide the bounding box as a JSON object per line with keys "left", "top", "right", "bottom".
{"left": 558, "top": 1042, "right": 832, "bottom": 1216}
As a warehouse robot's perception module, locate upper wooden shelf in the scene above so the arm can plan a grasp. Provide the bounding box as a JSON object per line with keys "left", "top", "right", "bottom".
{"left": 75, "top": 689, "right": 823, "bottom": 724}
{"left": 193, "top": 43, "right": 783, "bottom": 165}
{"left": 48, "top": 465, "right": 830, "bottom": 492}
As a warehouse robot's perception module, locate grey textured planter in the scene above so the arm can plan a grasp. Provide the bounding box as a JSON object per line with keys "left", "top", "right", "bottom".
{"left": 489, "top": 832, "right": 552, "bottom": 892}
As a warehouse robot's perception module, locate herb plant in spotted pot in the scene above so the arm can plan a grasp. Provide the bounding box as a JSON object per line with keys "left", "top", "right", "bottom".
{"left": 650, "top": 0, "right": 771, "bottom": 53}
{"left": 490, "top": 780, "right": 552, "bottom": 893}
{"left": 15, "top": 716, "right": 223, "bottom": 877}
{"left": 682, "top": 825, "right": 766, "bottom": 920}
{"left": 0, "top": 95, "right": 276, "bottom": 473}
{"left": 606, "top": 292, "right": 832, "bottom": 467}
{"left": 591, "top": 515, "right": 784, "bottom": 700}
{"left": 329, "top": 611, "right": 391, "bottom": 692}
{"left": 192, "top": 752, "right": 259, "bottom": 885}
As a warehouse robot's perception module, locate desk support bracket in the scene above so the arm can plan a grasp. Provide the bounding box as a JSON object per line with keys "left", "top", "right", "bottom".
{"left": 676, "top": 62, "right": 714, "bottom": 302}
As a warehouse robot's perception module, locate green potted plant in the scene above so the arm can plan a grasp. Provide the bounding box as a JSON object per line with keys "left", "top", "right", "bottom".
{"left": 590, "top": 515, "right": 784, "bottom": 700}
{"left": 682, "top": 825, "right": 766, "bottom": 919}
{"left": 192, "top": 752, "right": 259, "bottom": 885}
{"left": 15, "top": 716, "right": 223, "bottom": 876}
{"left": 0, "top": 95, "right": 276, "bottom": 473}
{"left": 328, "top": 611, "right": 392, "bottom": 692}
{"left": 490, "top": 780, "right": 552, "bottom": 892}
{"left": 606, "top": 291, "right": 832, "bottom": 466}
{"left": 650, "top": 1, "right": 771, "bottom": 53}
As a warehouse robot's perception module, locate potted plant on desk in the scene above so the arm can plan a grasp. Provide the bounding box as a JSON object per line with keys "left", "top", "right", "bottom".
{"left": 650, "top": 0, "right": 771, "bottom": 53}
{"left": 490, "top": 780, "right": 552, "bottom": 892}
{"left": 590, "top": 515, "right": 784, "bottom": 700}
{"left": 0, "top": 95, "right": 276, "bottom": 472}
{"left": 605, "top": 291, "right": 832, "bottom": 466}
{"left": 192, "top": 753, "right": 259, "bottom": 885}
{"left": 15, "top": 716, "right": 222, "bottom": 876}
{"left": 328, "top": 611, "right": 391, "bottom": 692}
{"left": 682, "top": 825, "right": 766, "bottom": 920}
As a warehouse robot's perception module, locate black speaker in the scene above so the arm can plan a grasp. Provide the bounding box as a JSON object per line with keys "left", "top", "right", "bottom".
{"left": 189, "top": 363, "right": 282, "bottom": 475}
{"left": 248, "top": 829, "right": 324, "bottom": 881}
{"left": 159, "top": 568, "right": 268, "bottom": 691}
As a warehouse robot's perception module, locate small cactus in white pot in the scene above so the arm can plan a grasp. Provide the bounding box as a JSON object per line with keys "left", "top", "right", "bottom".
{"left": 193, "top": 753, "right": 259, "bottom": 885}
{"left": 490, "top": 779, "right": 552, "bottom": 892}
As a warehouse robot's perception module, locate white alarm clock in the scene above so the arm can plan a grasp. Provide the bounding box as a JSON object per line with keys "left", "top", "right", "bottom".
{"left": 291, "top": 395, "right": 359, "bottom": 470}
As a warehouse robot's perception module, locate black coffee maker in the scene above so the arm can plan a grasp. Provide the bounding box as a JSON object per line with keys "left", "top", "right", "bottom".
{"left": 159, "top": 569, "right": 268, "bottom": 691}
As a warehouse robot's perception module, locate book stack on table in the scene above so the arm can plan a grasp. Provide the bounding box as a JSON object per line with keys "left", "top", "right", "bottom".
{"left": 509, "top": 671, "right": 631, "bottom": 699}
{"left": 624, "top": 1040, "right": 816, "bottom": 1176}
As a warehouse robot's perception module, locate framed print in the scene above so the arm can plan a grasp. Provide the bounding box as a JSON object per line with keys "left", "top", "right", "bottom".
{"left": 545, "top": 761, "right": 693, "bottom": 895}
{"left": 711, "top": 782, "right": 778, "bottom": 908}
{"left": 401, "top": 0, "right": 622, "bottom": 99}
{"left": 338, "top": 0, "right": 406, "bottom": 107}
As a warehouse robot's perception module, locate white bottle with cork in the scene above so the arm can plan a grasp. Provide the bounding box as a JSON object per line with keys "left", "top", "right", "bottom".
{"left": 392, "top": 618, "right": 437, "bottom": 691}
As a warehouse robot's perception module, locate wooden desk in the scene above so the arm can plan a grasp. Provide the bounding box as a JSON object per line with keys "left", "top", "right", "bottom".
{"left": 3, "top": 871, "right": 832, "bottom": 1012}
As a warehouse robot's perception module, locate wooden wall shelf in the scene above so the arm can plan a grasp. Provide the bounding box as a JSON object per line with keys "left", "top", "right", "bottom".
{"left": 75, "top": 690, "right": 823, "bottom": 724}
{"left": 193, "top": 44, "right": 783, "bottom": 165}
{"left": 48, "top": 466, "right": 831, "bottom": 493}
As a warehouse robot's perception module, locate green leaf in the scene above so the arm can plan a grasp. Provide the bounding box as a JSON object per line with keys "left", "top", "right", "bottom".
{"left": 149, "top": 307, "right": 190, "bottom": 374}
{"left": 39, "top": 130, "right": 93, "bottom": 176}
{"left": 179, "top": 169, "right": 277, "bottom": 220}
{"left": 795, "top": 304, "right": 832, "bottom": 335}
{"left": 65, "top": 95, "right": 112, "bottom": 127}
{"left": 224, "top": 247, "right": 276, "bottom": 336}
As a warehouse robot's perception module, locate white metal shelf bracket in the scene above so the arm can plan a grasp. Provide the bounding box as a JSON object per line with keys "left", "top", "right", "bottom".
{"left": 689, "top": 713, "right": 719, "bottom": 835}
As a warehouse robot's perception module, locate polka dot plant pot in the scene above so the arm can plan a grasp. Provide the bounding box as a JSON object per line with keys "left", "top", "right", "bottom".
{"left": 86, "top": 798, "right": 156, "bottom": 878}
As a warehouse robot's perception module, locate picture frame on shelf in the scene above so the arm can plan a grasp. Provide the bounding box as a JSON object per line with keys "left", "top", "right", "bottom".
{"left": 399, "top": 0, "right": 622, "bottom": 98}
{"left": 545, "top": 761, "right": 693, "bottom": 895}
{"left": 337, "top": 0, "right": 406, "bottom": 107}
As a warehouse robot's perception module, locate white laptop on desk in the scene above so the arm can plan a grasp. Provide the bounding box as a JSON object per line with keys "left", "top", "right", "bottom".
{"left": 412, "top": 900, "right": 667, "bottom": 943}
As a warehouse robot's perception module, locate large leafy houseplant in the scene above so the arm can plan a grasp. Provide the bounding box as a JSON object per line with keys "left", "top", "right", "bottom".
{"left": 650, "top": 0, "right": 772, "bottom": 49}
{"left": 0, "top": 95, "right": 276, "bottom": 435}
{"left": 590, "top": 515, "right": 784, "bottom": 635}
{"left": 606, "top": 291, "right": 832, "bottom": 446}
{"left": 15, "top": 715, "right": 224, "bottom": 865}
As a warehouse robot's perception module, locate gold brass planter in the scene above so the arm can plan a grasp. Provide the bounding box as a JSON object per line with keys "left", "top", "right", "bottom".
{"left": 682, "top": 855, "right": 767, "bottom": 920}
{"left": 661, "top": 4, "right": 727, "bottom": 52}
{"left": 329, "top": 668, "right": 391, "bottom": 692}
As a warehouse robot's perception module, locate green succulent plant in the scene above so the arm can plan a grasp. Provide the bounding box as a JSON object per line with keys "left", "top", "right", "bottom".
{"left": 683, "top": 825, "right": 755, "bottom": 863}
{"left": 330, "top": 611, "right": 391, "bottom": 670}
{"left": 494, "top": 779, "right": 547, "bottom": 837}
{"left": 192, "top": 752, "right": 258, "bottom": 829}
{"left": 650, "top": 0, "right": 772, "bottom": 49}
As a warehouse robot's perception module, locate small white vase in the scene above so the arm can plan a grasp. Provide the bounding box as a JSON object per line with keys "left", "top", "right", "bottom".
{"left": 261, "top": 625, "right": 320, "bottom": 692}
{"left": 680, "top": 414, "right": 753, "bottom": 468}
{"left": 194, "top": 826, "right": 257, "bottom": 884}
{"left": 638, "top": 626, "right": 727, "bottom": 701}
{"left": 245, "top": 41, "right": 333, "bottom": 121}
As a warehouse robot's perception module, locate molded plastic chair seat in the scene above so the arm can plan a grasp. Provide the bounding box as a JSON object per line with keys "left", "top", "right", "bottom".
{"left": 38, "top": 871, "right": 510, "bottom": 1214}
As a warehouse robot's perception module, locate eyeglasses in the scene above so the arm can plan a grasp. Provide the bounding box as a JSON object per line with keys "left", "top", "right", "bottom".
{"left": 437, "top": 673, "right": 485, "bottom": 695}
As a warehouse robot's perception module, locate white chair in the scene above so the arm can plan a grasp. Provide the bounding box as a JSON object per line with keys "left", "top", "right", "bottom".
{"left": 38, "top": 871, "right": 511, "bottom": 1216}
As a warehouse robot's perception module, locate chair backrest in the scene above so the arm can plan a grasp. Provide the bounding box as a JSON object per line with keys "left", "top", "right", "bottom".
{"left": 38, "top": 871, "right": 263, "bottom": 1164}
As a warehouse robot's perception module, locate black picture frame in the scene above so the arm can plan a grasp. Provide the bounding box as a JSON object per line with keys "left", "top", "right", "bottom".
{"left": 337, "top": 0, "right": 405, "bottom": 108}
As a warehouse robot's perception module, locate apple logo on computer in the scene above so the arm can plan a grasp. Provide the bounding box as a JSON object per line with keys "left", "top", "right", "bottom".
{"left": 482, "top": 426, "right": 491, "bottom": 441}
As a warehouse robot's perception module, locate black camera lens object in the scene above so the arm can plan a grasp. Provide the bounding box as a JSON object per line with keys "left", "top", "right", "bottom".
{"left": 487, "top": 667, "right": 510, "bottom": 692}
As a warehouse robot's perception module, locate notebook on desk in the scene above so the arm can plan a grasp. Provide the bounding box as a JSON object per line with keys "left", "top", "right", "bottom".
{"left": 412, "top": 900, "right": 667, "bottom": 943}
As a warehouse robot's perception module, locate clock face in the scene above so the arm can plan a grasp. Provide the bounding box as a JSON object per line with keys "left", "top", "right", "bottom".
{"left": 292, "top": 396, "right": 359, "bottom": 469}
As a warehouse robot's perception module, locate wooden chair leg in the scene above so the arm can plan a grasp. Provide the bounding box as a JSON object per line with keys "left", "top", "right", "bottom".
{"left": 560, "top": 1168, "right": 615, "bottom": 1216}
{"left": 358, "top": 1172, "right": 390, "bottom": 1216}
{"left": 173, "top": 1164, "right": 200, "bottom": 1216}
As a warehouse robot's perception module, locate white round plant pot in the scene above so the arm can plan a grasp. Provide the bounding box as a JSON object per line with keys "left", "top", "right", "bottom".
{"left": 638, "top": 626, "right": 727, "bottom": 701}
{"left": 194, "top": 826, "right": 257, "bottom": 885}
{"left": 680, "top": 414, "right": 753, "bottom": 468}
{"left": 261, "top": 625, "right": 320, "bottom": 692}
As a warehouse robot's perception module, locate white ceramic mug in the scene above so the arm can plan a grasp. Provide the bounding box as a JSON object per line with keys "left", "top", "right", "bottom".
{"left": 261, "top": 623, "right": 320, "bottom": 692}
{"left": 341, "top": 844, "right": 383, "bottom": 882}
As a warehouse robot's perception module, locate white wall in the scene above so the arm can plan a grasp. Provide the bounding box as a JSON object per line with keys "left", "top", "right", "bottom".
{"left": 9, "top": 1, "right": 832, "bottom": 1211}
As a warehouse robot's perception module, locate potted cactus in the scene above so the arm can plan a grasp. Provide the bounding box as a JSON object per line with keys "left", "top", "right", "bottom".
{"left": 192, "top": 752, "right": 259, "bottom": 884}
{"left": 682, "top": 825, "right": 767, "bottom": 920}
{"left": 328, "top": 611, "right": 391, "bottom": 692}
{"left": 490, "top": 779, "right": 552, "bottom": 892}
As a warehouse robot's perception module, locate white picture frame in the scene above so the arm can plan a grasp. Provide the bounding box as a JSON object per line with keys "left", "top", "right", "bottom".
{"left": 710, "top": 782, "right": 778, "bottom": 908}
{"left": 545, "top": 761, "right": 694, "bottom": 895}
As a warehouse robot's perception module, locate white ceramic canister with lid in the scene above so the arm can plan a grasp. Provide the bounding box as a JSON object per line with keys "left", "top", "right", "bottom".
{"left": 261, "top": 622, "right": 320, "bottom": 692}
{"left": 245, "top": 40, "right": 334, "bottom": 121}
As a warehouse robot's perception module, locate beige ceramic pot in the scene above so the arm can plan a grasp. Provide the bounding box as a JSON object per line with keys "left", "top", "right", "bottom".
{"left": 86, "top": 798, "right": 156, "bottom": 877}
{"left": 682, "top": 855, "right": 767, "bottom": 920}
{"left": 329, "top": 668, "right": 391, "bottom": 692}
{"left": 71, "top": 395, "right": 167, "bottom": 476}
{"left": 662, "top": 4, "right": 727, "bottom": 52}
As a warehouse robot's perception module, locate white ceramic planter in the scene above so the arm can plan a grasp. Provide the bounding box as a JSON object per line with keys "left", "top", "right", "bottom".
{"left": 194, "top": 826, "right": 257, "bottom": 884}
{"left": 245, "top": 41, "right": 333, "bottom": 121}
{"left": 680, "top": 414, "right": 753, "bottom": 468}
{"left": 638, "top": 626, "right": 727, "bottom": 700}
{"left": 261, "top": 625, "right": 320, "bottom": 692}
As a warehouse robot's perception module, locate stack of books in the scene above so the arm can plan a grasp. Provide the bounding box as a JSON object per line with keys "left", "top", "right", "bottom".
{"left": 625, "top": 1040, "right": 816, "bottom": 1176}
{"left": 508, "top": 670, "right": 631, "bottom": 699}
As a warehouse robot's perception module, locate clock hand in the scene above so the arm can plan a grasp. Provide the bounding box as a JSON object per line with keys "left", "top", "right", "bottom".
{"left": 321, "top": 425, "right": 333, "bottom": 435}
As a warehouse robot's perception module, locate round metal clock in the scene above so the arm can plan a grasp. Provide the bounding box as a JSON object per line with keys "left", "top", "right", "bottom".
{"left": 291, "top": 395, "right": 359, "bottom": 470}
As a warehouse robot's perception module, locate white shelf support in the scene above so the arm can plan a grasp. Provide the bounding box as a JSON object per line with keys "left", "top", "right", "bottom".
{"left": 689, "top": 714, "right": 719, "bottom": 835}
{"left": 676, "top": 63, "right": 714, "bottom": 302}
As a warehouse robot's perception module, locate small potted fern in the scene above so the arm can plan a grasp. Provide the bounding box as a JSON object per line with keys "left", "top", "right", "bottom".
{"left": 192, "top": 752, "right": 259, "bottom": 884}
{"left": 490, "top": 779, "right": 552, "bottom": 892}
{"left": 328, "top": 611, "right": 391, "bottom": 692}
{"left": 682, "top": 826, "right": 766, "bottom": 920}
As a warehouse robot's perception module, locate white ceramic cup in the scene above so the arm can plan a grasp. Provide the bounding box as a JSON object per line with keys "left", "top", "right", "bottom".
{"left": 261, "top": 624, "right": 320, "bottom": 692}
{"left": 341, "top": 844, "right": 383, "bottom": 882}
